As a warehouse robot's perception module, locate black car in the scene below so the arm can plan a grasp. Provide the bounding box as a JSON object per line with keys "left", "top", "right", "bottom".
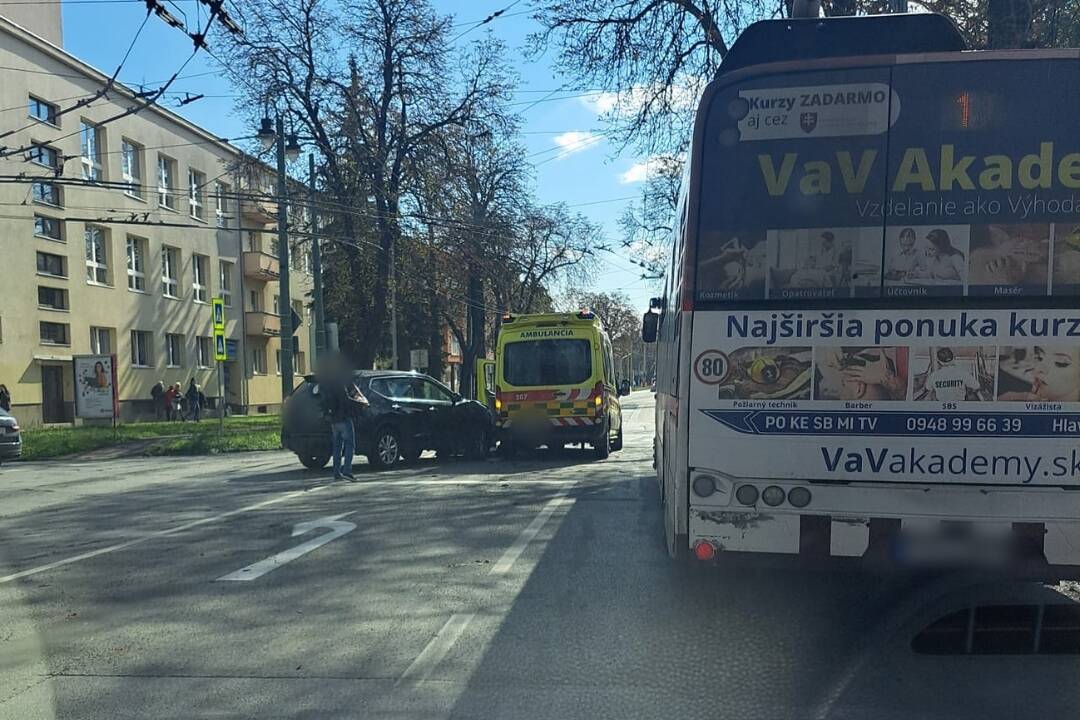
{"left": 282, "top": 370, "right": 493, "bottom": 470}
{"left": 0, "top": 409, "right": 22, "bottom": 463}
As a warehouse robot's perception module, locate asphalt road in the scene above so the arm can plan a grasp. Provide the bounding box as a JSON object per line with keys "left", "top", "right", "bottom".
{"left": 3, "top": 390, "right": 1080, "bottom": 719}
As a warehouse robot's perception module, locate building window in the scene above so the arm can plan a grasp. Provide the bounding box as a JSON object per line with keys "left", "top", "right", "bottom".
{"left": 131, "top": 330, "right": 152, "bottom": 367}
{"left": 32, "top": 181, "right": 61, "bottom": 207}
{"left": 251, "top": 347, "right": 267, "bottom": 375}
{"left": 165, "top": 333, "right": 182, "bottom": 367}
{"left": 40, "top": 321, "right": 70, "bottom": 345}
{"left": 277, "top": 350, "right": 305, "bottom": 375}
{"left": 29, "top": 142, "right": 59, "bottom": 169}
{"left": 36, "top": 251, "right": 66, "bottom": 277}
{"left": 214, "top": 182, "right": 229, "bottom": 228}
{"left": 192, "top": 253, "right": 209, "bottom": 303}
{"left": 249, "top": 288, "right": 262, "bottom": 312}
{"left": 189, "top": 169, "right": 206, "bottom": 220}
{"left": 157, "top": 155, "right": 175, "bottom": 209}
{"left": 84, "top": 225, "right": 108, "bottom": 284}
{"left": 197, "top": 337, "right": 212, "bottom": 368}
{"left": 29, "top": 95, "right": 58, "bottom": 126}
{"left": 219, "top": 261, "right": 233, "bottom": 306}
{"left": 80, "top": 121, "right": 103, "bottom": 182}
{"left": 34, "top": 214, "right": 62, "bottom": 241}
{"left": 162, "top": 245, "right": 179, "bottom": 297}
{"left": 37, "top": 286, "right": 68, "bottom": 310}
{"left": 126, "top": 236, "right": 147, "bottom": 291}
{"left": 90, "top": 326, "right": 111, "bottom": 354}
{"left": 121, "top": 139, "right": 142, "bottom": 198}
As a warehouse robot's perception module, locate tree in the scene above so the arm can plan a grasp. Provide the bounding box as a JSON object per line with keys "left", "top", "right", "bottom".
{"left": 617, "top": 155, "right": 684, "bottom": 278}
{"left": 217, "top": 0, "right": 510, "bottom": 368}
{"left": 561, "top": 289, "right": 641, "bottom": 365}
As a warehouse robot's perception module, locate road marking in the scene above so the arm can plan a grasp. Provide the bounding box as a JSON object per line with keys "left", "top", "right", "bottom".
{"left": 490, "top": 486, "right": 575, "bottom": 575}
{"left": 216, "top": 512, "right": 356, "bottom": 582}
{"left": 395, "top": 612, "right": 476, "bottom": 686}
{"left": 0, "top": 486, "right": 327, "bottom": 585}
{"left": 397, "top": 485, "right": 576, "bottom": 687}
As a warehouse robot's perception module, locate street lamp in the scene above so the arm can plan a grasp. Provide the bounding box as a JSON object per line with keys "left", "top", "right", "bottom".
{"left": 256, "top": 114, "right": 300, "bottom": 400}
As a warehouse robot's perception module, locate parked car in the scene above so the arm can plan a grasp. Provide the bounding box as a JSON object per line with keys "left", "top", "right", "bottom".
{"left": 282, "top": 370, "right": 493, "bottom": 471}
{"left": 0, "top": 409, "right": 22, "bottom": 463}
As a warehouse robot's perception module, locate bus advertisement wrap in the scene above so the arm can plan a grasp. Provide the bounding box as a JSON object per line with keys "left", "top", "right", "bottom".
{"left": 690, "top": 308, "right": 1080, "bottom": 484}
{"left": 688, "top": 56, "right": 1080, "bottom": 485}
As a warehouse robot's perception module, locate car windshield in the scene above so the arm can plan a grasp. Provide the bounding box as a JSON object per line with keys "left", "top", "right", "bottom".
{"left": 503, "top": 339, "right": 592, "bottom": 387}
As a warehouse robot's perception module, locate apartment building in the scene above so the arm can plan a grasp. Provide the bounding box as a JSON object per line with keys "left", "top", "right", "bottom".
{"left": 0, "top": 14, "right": 314, "bottom": 425}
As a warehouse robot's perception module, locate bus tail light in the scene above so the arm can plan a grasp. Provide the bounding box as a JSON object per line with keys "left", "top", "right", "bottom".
{"left": 762, "top": 486, "right": 786, "bottom": 507}
{"left": 693, "top": 540, "right": 716, "bottom": 561}
{"left": 788, "top": 487, "right": 811, "bottom": 508}
{"left": 735, "top": 484, "right": 759, "bottom": 506}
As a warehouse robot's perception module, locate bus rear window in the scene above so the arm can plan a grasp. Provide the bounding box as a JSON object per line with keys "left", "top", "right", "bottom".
{"left": 504, "top": 339, "right": 592, "bottom": 387}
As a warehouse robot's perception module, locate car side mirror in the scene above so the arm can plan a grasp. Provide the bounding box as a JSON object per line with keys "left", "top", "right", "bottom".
{"left": 642, "top": 311, "right": 658, "bottom": 343}
{"left": 451, "top": 392, "right": 462, "bottom": 403}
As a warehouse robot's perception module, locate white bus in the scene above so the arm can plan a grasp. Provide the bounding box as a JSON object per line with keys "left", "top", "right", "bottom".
{"left": 644, "top": 13, "right": 1080, "bottom": 577}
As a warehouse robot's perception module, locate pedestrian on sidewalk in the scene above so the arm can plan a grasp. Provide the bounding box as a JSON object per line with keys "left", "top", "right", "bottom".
{"left": 150, "top": 380, "right": 164, "bottom": 419}
{"left": 171, "top": 382, "right": 184, "bottom": 422}
{"left": 320, "top": 356, "right": 367, "bottom": 481}
{"left": 163, "top": 383, "right": 177, "bottom": 421}
{"left": 0, "top": 384, "right": 10, "bottom": 412}
{"left": 185, "top": 379, "right": 202, "bottom": 422}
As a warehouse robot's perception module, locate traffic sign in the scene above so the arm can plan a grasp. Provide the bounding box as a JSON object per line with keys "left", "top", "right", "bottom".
{"left": 214, "top": 330, "right": 228, "bottom": 361}
{"left": 212, "top": 297, "right": 226, "bottom": 330}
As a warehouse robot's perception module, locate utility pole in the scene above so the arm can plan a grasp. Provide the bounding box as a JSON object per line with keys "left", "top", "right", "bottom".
{"left": 389, "top": 241, "right": 398, "bottom": 369}
{"left": 308, "top": 153, "right": 326, "bottom": 367}
{"left": 275, "top": 114, "right": 294, "bottom": 397}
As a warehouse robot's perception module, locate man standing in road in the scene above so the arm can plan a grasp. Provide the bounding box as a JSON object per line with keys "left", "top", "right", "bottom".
{"left": 321, "top": 357, "right": 368, "bottom": 481}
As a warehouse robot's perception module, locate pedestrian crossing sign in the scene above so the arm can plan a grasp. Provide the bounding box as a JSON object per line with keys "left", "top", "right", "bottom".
{"left": 212, "top": 297, "right": 226, "bottom": 330}
{"left": 214, "top": 330, "right": 227, "bottom": 361}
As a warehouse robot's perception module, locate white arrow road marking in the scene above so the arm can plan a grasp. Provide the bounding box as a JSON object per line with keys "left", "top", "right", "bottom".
{"left": 215, "top": 512, "right": 356, "bottom": 582}
{"left": 0, "top": 486, "right": 329, "bottom": 585}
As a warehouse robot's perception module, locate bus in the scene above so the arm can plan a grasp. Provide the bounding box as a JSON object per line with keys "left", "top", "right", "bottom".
{"left": 644, "top": 13, "right": 1080, "bottom": 576}
{"left": 491, "top": 311, "right": 628, "bottom": 458}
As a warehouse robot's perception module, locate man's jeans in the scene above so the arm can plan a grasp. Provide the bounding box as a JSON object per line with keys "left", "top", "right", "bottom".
{"left": 331, "top": 419, "right": 355, "bottom": 477}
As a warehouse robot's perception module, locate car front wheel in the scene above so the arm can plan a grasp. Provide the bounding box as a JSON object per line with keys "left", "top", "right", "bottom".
{"left": 463, "top": 426, "right": 489, "bottom": 460}
{"left": 368, "top": 428, "right": 402, "bottom": 470}
{"left": 297, "top": 451, "right": 330, "bottom": 469}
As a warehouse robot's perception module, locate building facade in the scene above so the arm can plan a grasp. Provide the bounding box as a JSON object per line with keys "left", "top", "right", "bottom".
{"left": 0, "top": 15, "right": 314, "bottom": 425}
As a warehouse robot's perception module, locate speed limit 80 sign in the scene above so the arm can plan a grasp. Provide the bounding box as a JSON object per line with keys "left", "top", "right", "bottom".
{"left": 694, "top": 350, "right": 729, "bottom": 385}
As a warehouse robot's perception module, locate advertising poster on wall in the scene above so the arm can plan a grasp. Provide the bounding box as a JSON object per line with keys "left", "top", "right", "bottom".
{"left": 689, "top": 57, "right": 1080, "bottom": 485}
{"left": 73, "top": 354, "right": 117, "bottom": 420}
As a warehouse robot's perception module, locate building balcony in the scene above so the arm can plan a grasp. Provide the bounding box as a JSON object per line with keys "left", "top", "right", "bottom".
{"left": 241, "top": 196, "right": 277, "bottom": 222}
{"left": 245, "top": 311, "right": 281, "bottom": 336}
{"left": 243, "top": 251, "right": 280, "bottom": 281}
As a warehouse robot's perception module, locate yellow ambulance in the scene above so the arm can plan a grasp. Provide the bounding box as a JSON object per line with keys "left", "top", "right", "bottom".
{"left": 487, "top": 311, "right": 628, "bottom": 459}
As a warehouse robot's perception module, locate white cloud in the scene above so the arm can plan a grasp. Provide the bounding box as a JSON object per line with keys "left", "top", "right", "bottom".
{"left": 618, "top": 155, "right": 676, "bottom": 184}
{"left": 552, "top": 131, "right": 601, "bottom": 158}
{"left": 580, "top": 80, "right": 705, "bottom": 119}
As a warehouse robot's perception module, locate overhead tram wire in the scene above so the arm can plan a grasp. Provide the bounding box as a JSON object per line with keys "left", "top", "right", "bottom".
{"left": 0, "top": 8, "right": 152, "bottom": 145}
{"left": 0, "top": 1, "right": 242, "bottom": 160}
{"left": 447, "top": 0, "right": 524, "bottom": 44}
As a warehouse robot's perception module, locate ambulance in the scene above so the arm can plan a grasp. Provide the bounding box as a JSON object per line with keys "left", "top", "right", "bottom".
{"left": 484, "top": 311, "right": 628, "bottom": 458}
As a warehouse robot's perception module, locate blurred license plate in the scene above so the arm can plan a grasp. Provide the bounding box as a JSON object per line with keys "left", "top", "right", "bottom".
{"left": 894, "top": 524, "right": 1012, "bottom": 568}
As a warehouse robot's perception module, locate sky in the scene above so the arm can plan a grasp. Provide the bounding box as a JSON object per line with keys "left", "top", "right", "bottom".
{"left": 57, "top": 0, "right": 661, "bottom": 311}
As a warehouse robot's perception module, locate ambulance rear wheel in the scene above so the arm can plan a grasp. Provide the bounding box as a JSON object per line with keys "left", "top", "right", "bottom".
{"left": 593, "top": 421, "right": 611, "bottom": 460}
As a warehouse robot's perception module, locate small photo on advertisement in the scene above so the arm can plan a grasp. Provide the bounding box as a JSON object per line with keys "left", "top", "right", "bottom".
{"left": 997, "top": 346, "right": 1080, "bottom": 402}
{"left": 911, "top": 346, "right": 996, "bottom": 401}
{"left": 814, "top": 346, "right": 909, "bottom": 401}
{"left": 968, "top": 224, "right": 1050, "bottom": 295}
{"left": 696, "top": 231, "right": 767, "bottom": 301}
{"left": 717, "top": 346, "right": 812, "bottom": 400}
{"left": 1052, "top": 224, "right": 1080, "bottom": 294}
{"left": 765, "top": 228, "right": 882, "bottom": 299}
{"left": 883, "top": 225, "right": 969, "bottom": 297}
